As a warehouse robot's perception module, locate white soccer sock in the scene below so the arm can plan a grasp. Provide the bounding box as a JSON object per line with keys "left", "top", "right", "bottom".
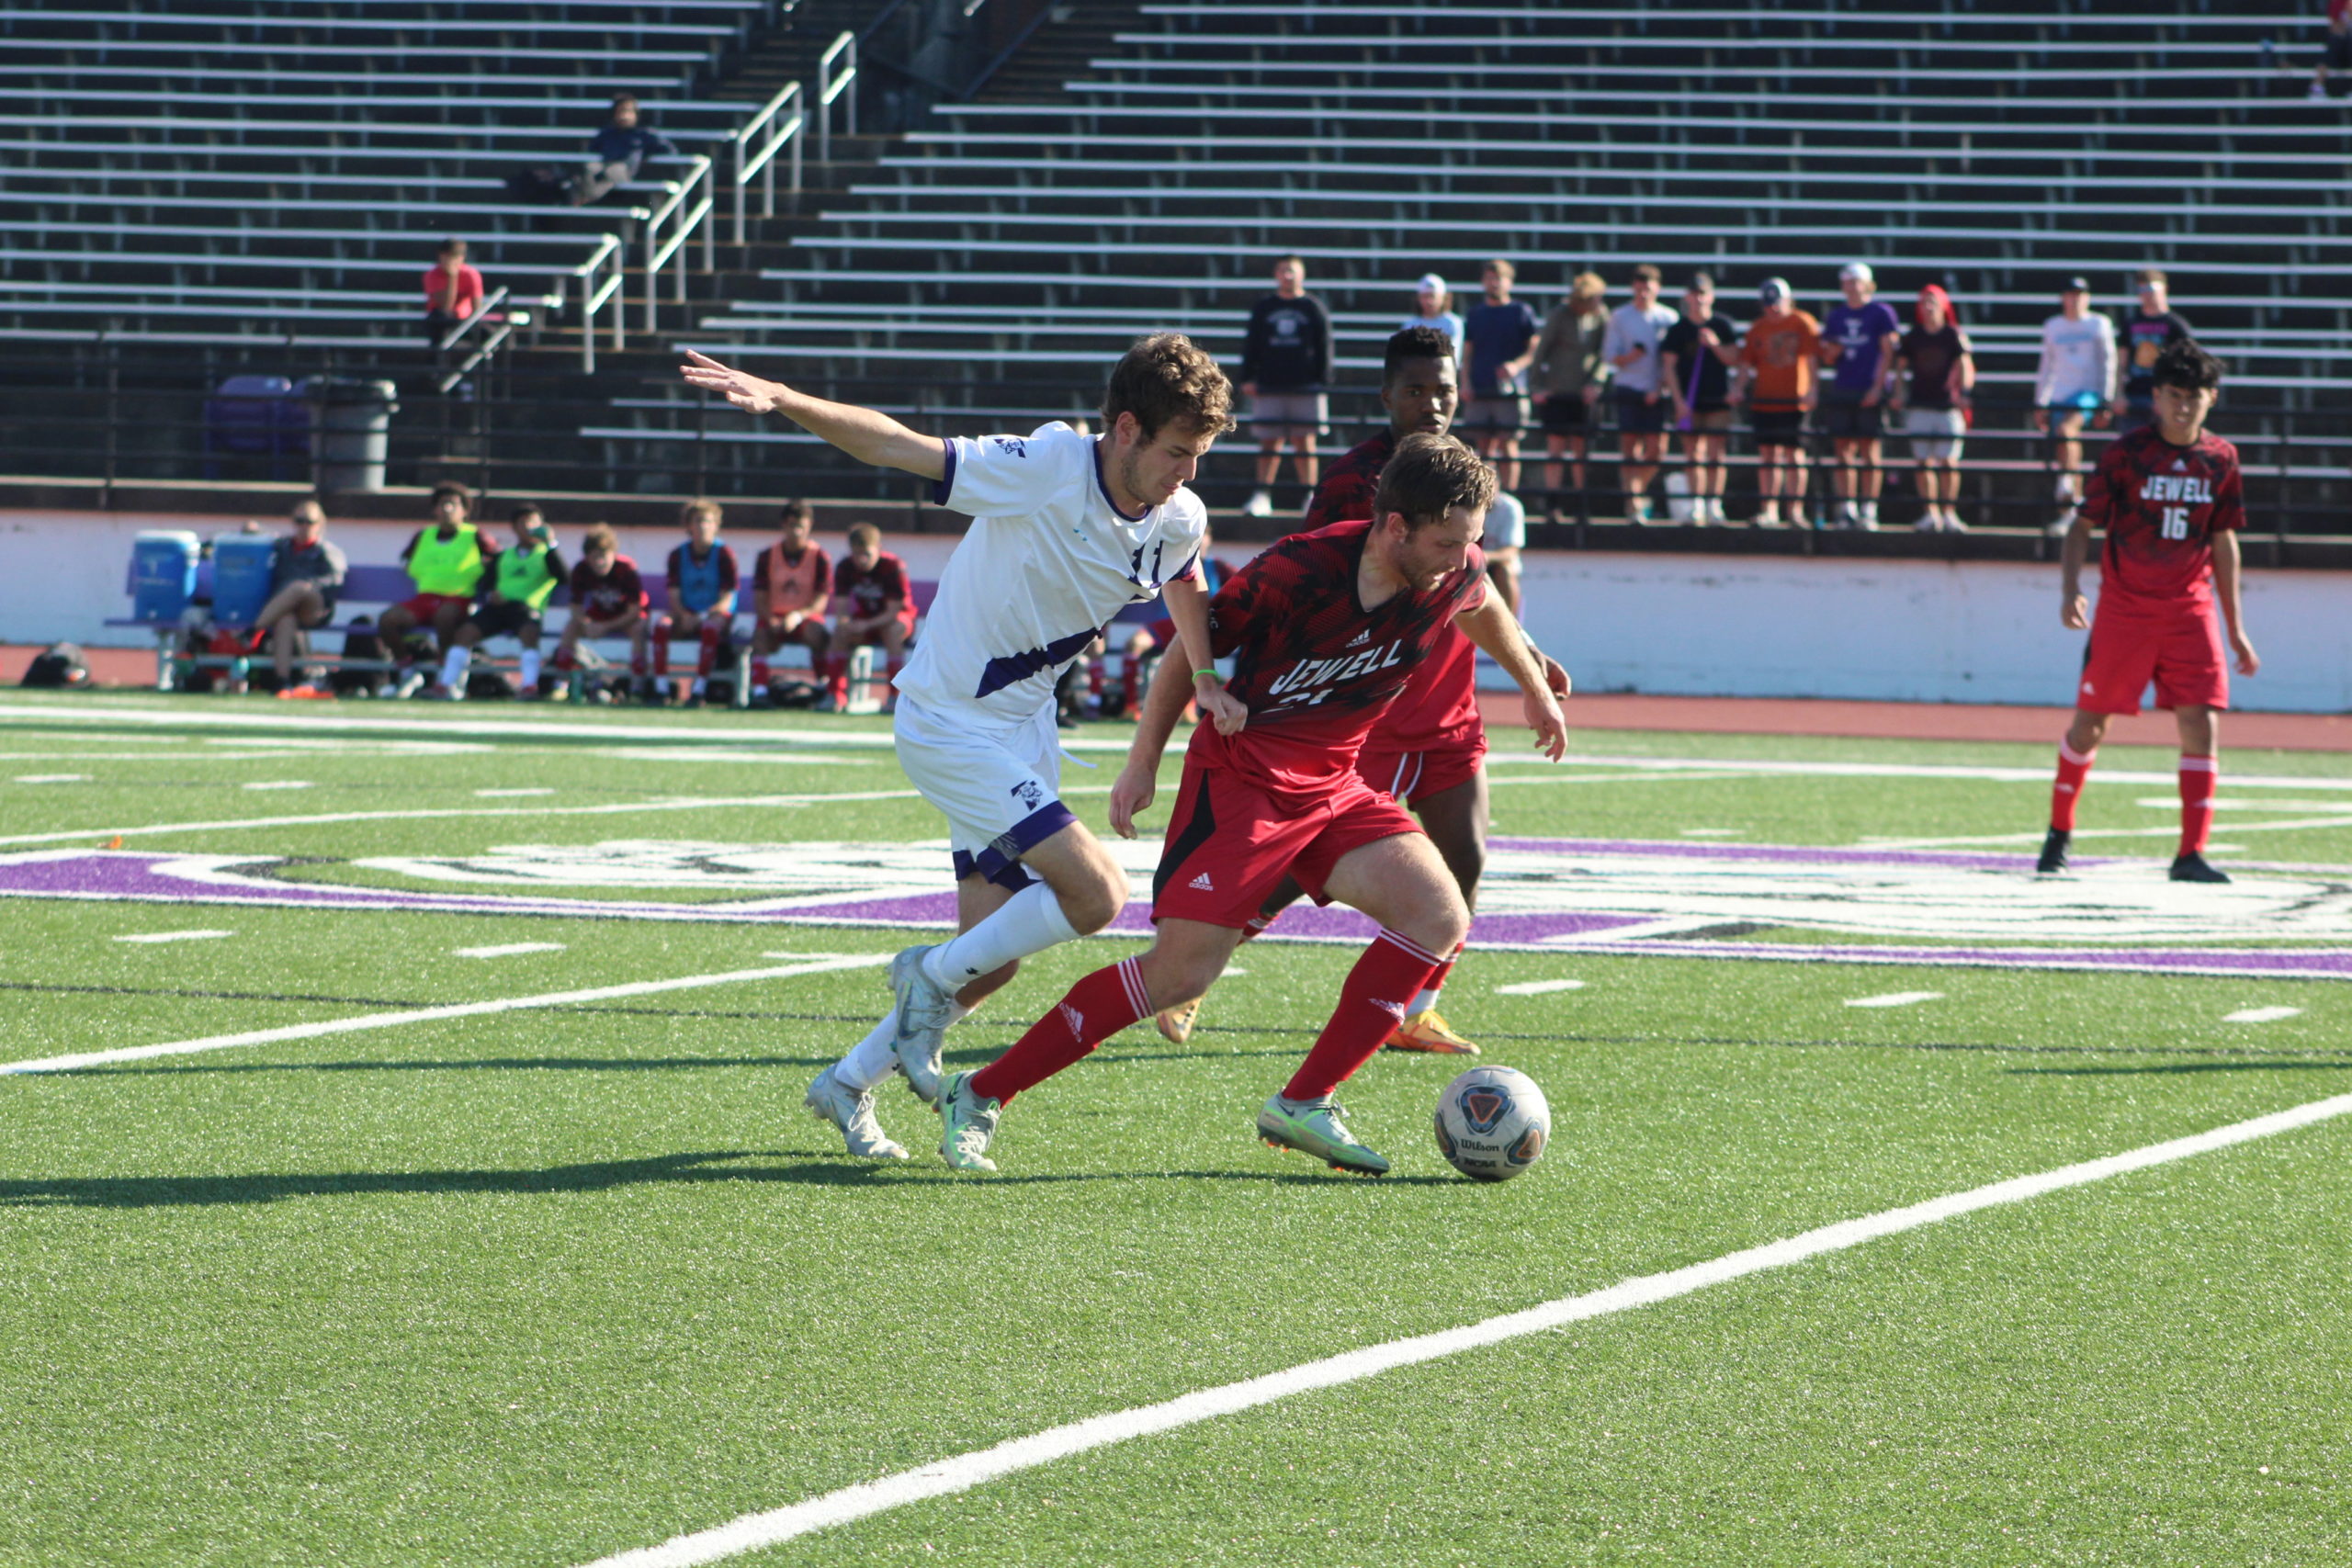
{"left": 519, "top": 649, "right": 542, "bottom": 688}
{"left": 1410, "top": 986, "right": 1444, "bottom": 1014}
{"left": 920, "top": 880, "right": 1082, "bottom": 990}
{"left": 439, "top": 646, "right": 469, "bottom": 688}
{"left": 835, "top": 999, "right": 974, "bottom": 1092}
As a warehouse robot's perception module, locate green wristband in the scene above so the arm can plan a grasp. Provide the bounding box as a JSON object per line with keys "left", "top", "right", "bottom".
{"left": 1193, "top": 668, "right": 1219, "bottom": 681}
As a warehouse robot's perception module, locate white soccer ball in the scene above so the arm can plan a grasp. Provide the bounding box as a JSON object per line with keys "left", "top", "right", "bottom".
{"left": 1434, "top": 1066, "right": 1551, "bottom": 1182}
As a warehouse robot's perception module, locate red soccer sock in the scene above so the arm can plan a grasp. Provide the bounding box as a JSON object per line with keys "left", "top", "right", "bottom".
{"left": 969, "top": 957, "right": 1150, "bottom": 1104}
{"left": 2178, "top": 754, "right": 2218, "bottom": 856}
{"left": 552, "top": 648, "right": 577, "bottom": 672}
{"left": 1283, "top": 929, "right": 1443, "bottom": 1102}
{"left": 652, "top": 622, "right": 673, "bottom": 676}
{"left": 628, "top": 650, "right": 649, "bottom": 677}
{"left": 822, "top": 653, "right": 849, "bottom": 701}
{"left": 1121, "top": 660, "right": 1141, "bottom": 712}
{"left": 2051, "top": 739, "right": 2098, "bottom": 831}
{"left": 1417, "top": 947, "right": 1460, "bottom": 1007}
{"left": 696, "top": 619, "right": 724, "bottom": 677}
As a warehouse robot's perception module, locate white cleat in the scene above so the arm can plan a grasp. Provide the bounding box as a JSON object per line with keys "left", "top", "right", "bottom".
{"left": 888, "top": 945, "right": 956, "bottom": 1105}
{"left": 805, "top": 1066, "right": 909, "bottom": 1160}
{"left": 937, "top": 1070, "right": 1002, "bottom": 1172}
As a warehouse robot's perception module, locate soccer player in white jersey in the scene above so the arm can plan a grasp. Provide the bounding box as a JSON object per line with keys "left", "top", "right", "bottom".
{"left": 681, "top": 335, "right": 1246, "bottom": 1157}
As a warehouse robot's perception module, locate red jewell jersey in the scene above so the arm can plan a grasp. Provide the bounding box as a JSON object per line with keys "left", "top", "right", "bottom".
{"left": 833, "top": 550, "right": 918, "bottom": 626}
{"left": 568, "top": 555, "right": 646, "bottom": 620}
{"left": 2085, "top": 425, "right": 2245, "bottom": 613}
{"left": 1189, "top": 519, "right": 1487, "bottom": 802}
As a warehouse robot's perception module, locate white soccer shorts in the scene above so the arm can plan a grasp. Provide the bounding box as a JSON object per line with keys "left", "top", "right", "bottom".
{"left": 891, "top": 693, "right": 1076, "bottom": 887}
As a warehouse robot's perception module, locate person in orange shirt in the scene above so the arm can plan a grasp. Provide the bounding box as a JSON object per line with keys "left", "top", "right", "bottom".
{"left": 749, "top": 499, "right": 833, "bottom": 706}
{"left": 1732, "top": 277, "right": 1822, "bottom": 528}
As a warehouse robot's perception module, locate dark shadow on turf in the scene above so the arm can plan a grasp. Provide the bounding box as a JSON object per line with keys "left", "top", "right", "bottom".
{"left": 2007, "top": 1060, "right": 2352, "bottom": 1077}
{"left": 0, "top": 1151, "right": 1446, "bottom": 1206}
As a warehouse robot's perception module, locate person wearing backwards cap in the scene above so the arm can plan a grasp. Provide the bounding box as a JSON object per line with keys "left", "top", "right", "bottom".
{"left": 1400, "top": 273, "right": 1464, "bottom": 355}
{"left": 2033, "top": 276, "right": 2118, "bottom": 535}
{"left": 1815, "top": 262, "right": 1903, "bottom": 530}
{"left": 1890, "top": 285, "right": 1976, "bottom": 532}
{"left": 1733, "top": 277, "right": 1821, "bottom": 527}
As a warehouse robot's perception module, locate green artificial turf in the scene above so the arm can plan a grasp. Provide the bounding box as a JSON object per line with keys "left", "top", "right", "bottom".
{"left": 1, "top": 692, "right": 2348, "bottom": 1566}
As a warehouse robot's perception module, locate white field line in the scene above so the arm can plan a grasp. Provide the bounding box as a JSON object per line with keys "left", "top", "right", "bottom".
{"left": 1860, "top": 815, "right": 2352, "bottom": 850}
{"left": 2132, "top": 797, "right": 2352, "bottom": 812}
{"left": 1487, "top": 770, "right": 1770, "bottom": 787}
{"left": 1845, "top": 991, "right": 1945, "bottom": 1009}
{"left": 0, "top": 954, "right": 889, "bottom": 1076}
{"left": 452, "top": 942, "right": 567, "bottom": 959}
{"left": 1494, "top": 979, "right": 1587, "bottom": 996}
{"left": 12, "top": 773, "right": 88, "bottom": 784}
{"left": 475, "top": 787, "right": 558, "bottom": 797}
{"left": 113, "top": 929, "right": 232, "bottom": 944}
{"left": 2224, "top": 1006, "right": 2305, "bottom": 1023}
{"left": 241, "top": 780, "right": 314, "bottom": 792}
{"left": 573, "top": 1089, "right": 2352, "bottom": 1568}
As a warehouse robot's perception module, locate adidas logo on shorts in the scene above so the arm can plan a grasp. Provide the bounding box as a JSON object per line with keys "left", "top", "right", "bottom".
{"left": 1189, "top": 871, "right": 1215, "bottom": 891}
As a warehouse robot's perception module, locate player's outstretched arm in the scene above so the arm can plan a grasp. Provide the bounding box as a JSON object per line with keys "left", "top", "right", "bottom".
{"left": 678, "top": 350, "right": 944, "bottom": 479}
{"left": 1159, "top": 574, "right": 1246, "bottom": 738}
{"left": 1108, "top": 651, "right": 1197, "bottom": 839}
{"left": 1454, "top": 594, "right": 1568, "bottom": 761}
{"left": 2212, "top": 531, "right": 2260, "bottom": 676}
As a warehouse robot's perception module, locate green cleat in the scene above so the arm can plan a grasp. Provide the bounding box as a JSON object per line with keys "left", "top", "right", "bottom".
{"left": 937, "top": 1070, "right": 1002, "bottom": 1173}
{"left": 1256, "top": 1093, "right": 1390, "bottom": 1177}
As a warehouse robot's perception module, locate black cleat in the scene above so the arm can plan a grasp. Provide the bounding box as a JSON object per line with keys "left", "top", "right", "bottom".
{"left": 2036, "top": 827, "right": 2072, "bottom": 874}
{"left": 2169, "top": 852, "right": 2231, "bottom": 884}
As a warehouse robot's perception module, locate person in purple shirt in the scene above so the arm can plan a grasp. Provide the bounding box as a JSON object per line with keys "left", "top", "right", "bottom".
{"left": 1815, "top": 262, "right": 1903, "bottom": 529}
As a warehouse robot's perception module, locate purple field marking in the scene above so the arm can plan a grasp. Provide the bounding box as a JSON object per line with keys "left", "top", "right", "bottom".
{"left": 8, "top": 849, "right": 2352, "bottom": 981}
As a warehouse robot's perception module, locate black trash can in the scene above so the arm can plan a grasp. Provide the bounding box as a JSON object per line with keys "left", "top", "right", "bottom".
{"left": 299, "top": 377, "right": 400, "bottom": 491}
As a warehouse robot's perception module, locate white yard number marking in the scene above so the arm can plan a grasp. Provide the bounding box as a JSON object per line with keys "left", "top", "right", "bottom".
{"left": 2161, "top": 505, "right": 2190, "bottom": 541}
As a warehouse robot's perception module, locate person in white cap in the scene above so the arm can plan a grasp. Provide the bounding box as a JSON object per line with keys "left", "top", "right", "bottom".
{"left": 1815, "top": 262, "right": 1902, "bottom": 529}
{"left": 2033, "top": 276, "right": 2118, "bottom": 534}
{"left": 1400, "top": 273, "right": 1464, "bottom": 355}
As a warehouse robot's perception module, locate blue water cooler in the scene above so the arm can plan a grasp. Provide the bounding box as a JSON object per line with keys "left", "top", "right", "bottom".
{"left": 209, "top": 533, "right": 278, "bottom": 626}
{"left": 129, "top": 531, "right": 202, "bottom": 624}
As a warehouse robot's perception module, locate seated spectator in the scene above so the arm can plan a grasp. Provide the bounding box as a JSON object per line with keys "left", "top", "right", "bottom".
{"left": 822, "top": 522, "right": 916, "bottom": 714}
{"left": 423, "top": 238, "right": 483, "bottom": 349}
{"left": 749, "top": 499, "right": 832, "bottom": 705}
{"left": 655, "top": 498, "right": 741, "bottom": 707}
{"left": 1891, "top": 285, "right": 1976, "bottom": 533}
{"left": 1115, "top": 525, "right": 1235, "bottom": 717}
{"left": 1530, "top": 272, "right": 1610, "bottom": 520}
{"left": 379, "top": 482, "right": 493, "bottom": 696}
{"left": 1659, "top": 273, "right": 1742, "bottom": 526}
{"left": 252, "top": 499, "right": 346, "bottom": 696}
{"left": 571, "top": 93, "right": 677, "bottom": 207}
{"left": 1399, "top": 273, "right": 1464, "bottom": 355}
{"left": 1458, "top": 258, "right": 1542, "bottom": 491}
{"left": 551, "top": 524, "right": 650, "bottom": 702}
{"left": 441, "top": 503, "right": 566, "bottom": 698}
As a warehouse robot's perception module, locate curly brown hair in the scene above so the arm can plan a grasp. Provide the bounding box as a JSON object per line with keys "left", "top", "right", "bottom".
{"left": 1373, "top": 433, "right": 1497, "bottom": 531}
{"left": 1101, "top": 332, "right": 1236, "bottom": 441}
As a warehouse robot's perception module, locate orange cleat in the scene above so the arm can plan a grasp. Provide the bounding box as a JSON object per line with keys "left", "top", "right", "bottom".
{"left": 1385, "top": 1009, "right": 1480, "bottom": 1055}
{"left": 1156, "top": 998, "right": 1202, "bottom": 1044}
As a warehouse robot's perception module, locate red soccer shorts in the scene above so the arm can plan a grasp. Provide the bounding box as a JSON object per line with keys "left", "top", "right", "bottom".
{"left": 2076, "top": 601, "right": 2229, "bottom": 715}
{"left": 839, "top": 616, "right": 916, "bottom": 649}
{"left": 1355, "top": 736, "right": 1487, "bottom": 807}
{"left": 1152, "top": 761, "right": 1421, "bottom": 929}
{"left": 397, "top": 592, "right": 473, "bottom": 624}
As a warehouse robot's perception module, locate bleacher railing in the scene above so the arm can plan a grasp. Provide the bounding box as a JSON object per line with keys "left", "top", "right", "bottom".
{"left": 816, "top": 31, "right": 858, "bottom": 164}
{"left": 643, "top": 155, "right": 718, "bottom": 333}
{"left": 728, "top": 81, "right": 806, "bottom": 244}
{"left": 557, "top": 234, "right": 628, "bottom": 370}
{"left": 432, "top": 286, "right": 515, "bottom": 395}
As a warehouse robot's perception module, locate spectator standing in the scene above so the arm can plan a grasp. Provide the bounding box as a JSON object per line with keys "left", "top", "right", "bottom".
{"left": 1399, "top": 273, "right": 1464, "bottom": 355}
{"left": 551, "top": 524, "right": 650, "bottom": 702}
{"left": 656, "top": 498, "right": 741, "bottom": 706}
{"left": 422, "top": 238, "right": 483, "bottom": 348}
{"left": 2118, "top": 269, "right": 2193, "bottom": 433}
{"left": 823, "top": 522, "right": 918, "bottom": 713}
{"left": 441, "top": 503, "right": 565, "bottom": 698}
{"left": 1458, "top": 258, "right": 1542, "bottom": 492}
{"left": 1528, "top": 271, "right": 1610, "bottom": 521}
{"left": 252, "top": 499, "right": 346, "bottom": 694}
{"left": 2033, "top": 276, "right": 2119, "bottom": 532}
{"left": 380, "top": 481, "right": 492, "bottom": 695}
{"left": 571, "top": 94, "right": 677, "bottom": 206}
{"left": 1890, "top": 285, "right": 1976, "bottom": 533}
{"left": 2315, "top": 0, "right": 2350, "bottom": 99}
{"left": 1815, "top": 262, "right": 1903, "bottom": 529}
{"left": 1659, "top": 272, "right": 1742, "bottom": 526}
{"left": 1734, "top": 278, "right": 1822, "bottom": 528}
{"left": 750, "top": 499, "right": 833, "bottom": 705}
{"left": 1238, "top": 254, "right": 1334, "bottom": 516}
{"left": 1600, "top": 264, "right": 1679, "bottom": 523}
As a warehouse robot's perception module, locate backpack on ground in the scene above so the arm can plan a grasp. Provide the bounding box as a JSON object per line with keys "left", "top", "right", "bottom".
{"left": 19, "top": 642, "right": 91, "bottom": 689}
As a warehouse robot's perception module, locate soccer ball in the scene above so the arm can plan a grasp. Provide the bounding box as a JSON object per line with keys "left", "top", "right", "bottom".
{"left": 1434, "top": 1066, "right": 1551, "bottom": 1182}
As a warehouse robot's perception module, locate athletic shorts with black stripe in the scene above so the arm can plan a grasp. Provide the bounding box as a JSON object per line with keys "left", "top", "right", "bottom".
{"left": 1151, "top": 761, "right": 1420, "bottom": 929}
{"left": 892, "top": 693, "right": 1074, "bottom": 889}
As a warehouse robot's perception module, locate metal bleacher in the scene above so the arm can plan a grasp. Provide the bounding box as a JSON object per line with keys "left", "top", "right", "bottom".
{"left": 594, "top": 0, "right": 2350, "bottom": 533}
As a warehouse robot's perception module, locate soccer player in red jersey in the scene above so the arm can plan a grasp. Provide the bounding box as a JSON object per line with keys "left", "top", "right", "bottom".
{"left": 1153, "top": 325, "right": 1566, "bottom": 1055}
{"left": 820, "top": 522, "right": 918, "bottom": 712}
{"left": 934, "top": 434, "right": 1569, "bottom": 1175}
{"left": 2039, "top": 340, "right": 2259, "bottom": 884}
{"left": 550, "top": 524, "right": 650, "bottom": 700}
